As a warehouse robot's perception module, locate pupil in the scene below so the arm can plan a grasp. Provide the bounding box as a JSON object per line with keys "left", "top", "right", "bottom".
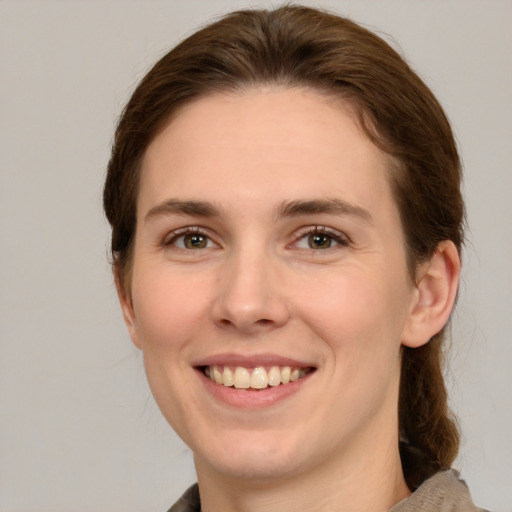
{"left": 185, "top": 234, "right": 206, "bottom": 248}
{"left": 309, "top": 233, "right": 331, "bottom": 249}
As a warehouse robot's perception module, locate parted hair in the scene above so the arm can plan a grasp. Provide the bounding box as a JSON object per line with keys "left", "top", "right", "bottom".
{"left": 104, "top": 5, "right": 463, "bottom": 489}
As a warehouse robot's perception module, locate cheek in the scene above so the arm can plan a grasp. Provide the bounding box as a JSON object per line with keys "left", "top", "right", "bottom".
{"left": 297, "top": 273, "right": 384, "bottom": 336}
{"left": 129, "top": 268, "right": 212, "bottom": 439}
{"left": 294, "top": 267, "right": 410, "bottom": 365}
{"left": 131, "top": 267, "right": 211, "bottom": 353}
{"left": 288, "top": 271, "right": 407, "bottom": 445}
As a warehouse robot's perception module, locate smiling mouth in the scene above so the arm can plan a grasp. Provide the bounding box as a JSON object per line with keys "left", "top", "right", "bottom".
{"left": 202, "top": 365, "right": 314, "bottom": 390}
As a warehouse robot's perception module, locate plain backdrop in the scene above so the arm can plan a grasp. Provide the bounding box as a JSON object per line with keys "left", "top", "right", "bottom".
{"left": 1, "top": 1, "right": 511, "bottom": 511}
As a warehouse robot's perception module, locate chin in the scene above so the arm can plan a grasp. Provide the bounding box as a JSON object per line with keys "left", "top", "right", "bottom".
{"left": 193, "top": 428, "right": 319, "bottom": 483}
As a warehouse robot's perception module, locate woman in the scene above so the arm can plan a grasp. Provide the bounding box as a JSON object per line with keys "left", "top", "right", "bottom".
{"left": 104, "top": 5, "right": 487, "bottom": 511}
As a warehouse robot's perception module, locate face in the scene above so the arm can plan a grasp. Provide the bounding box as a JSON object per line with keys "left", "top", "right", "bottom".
{"left": 121, "top": 87, "right": 420, "bottom": 483}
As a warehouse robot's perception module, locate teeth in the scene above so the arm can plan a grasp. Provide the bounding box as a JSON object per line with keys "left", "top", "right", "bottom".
{"left": 213, "top": 366, "right": 223, "bottom": 384}
{"left": 268, "top": 366, "right": 281, "bottom": 387}
{"left": 290, "top": 368, "right": 300, "bottom": 382}
{"left": 250, "top": 367, "right": 268, "bottom": 389}
{"left": 222, "top": 366, "right": 234, "bottom": 386}
{"left": 281, "top": 366, "right": 291, "bottom": 384}
{"left": 205, "top": 365, "right": 310, "bottom": 390}
{"left": 233, "top": 367, "right": 251, "bottom": 389}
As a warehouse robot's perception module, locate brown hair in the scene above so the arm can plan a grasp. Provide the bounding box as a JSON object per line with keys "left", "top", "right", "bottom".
{"left": 104, "top": 5, "right": 463, "bottom": 489}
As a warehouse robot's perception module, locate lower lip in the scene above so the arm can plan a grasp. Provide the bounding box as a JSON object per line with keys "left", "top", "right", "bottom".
{"left": 196, "top": 369, "right": 313, "bottom": 409}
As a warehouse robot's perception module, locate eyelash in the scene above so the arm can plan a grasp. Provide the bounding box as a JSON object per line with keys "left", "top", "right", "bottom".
{"left": 291, "top": 225, "right": 350, "bottom": 250}
{"left": 161, "top": 225, "right": 350, "bottom": 252}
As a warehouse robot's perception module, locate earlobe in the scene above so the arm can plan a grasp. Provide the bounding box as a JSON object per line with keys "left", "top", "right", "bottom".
{"left": 402, "top": 241, "right": 461, "bottom": 348}
{"left": 114, "top": 267, "right": 142, "bottom": 350}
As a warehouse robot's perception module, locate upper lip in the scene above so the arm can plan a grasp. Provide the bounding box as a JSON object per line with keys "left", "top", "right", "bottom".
{"left": 192, "top": 353, "right": 316, "bottom": 368}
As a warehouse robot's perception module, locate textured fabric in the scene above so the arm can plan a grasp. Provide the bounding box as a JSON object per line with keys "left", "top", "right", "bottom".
{"left": 166, "top": 470, "right": 487, "bottom": 512}
{"left": 389, "top": 470, "right": 488, "bottom": 512}
{"left": 167, "top": 483, "right": 200, "bottom": 512}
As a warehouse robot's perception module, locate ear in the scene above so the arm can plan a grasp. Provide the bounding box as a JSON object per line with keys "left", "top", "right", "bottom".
{"left": 402, "top": 240, "right": 461, "bottom": 348}
{"left": 114, "top": 267, "right": 142, "bottom": 350}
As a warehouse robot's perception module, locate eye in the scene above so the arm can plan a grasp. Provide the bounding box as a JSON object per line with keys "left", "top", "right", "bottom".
{"left": 307, "top": 232, "right": 334, "bottom": 249}
{"left": 164, "top": 228, "right": 217, "bottom": 250}
{"left": 293, "top": 226, "right": 349, "bottom": 250}
{"left": 179, "top": 233, "right": 210, "bottom": 249}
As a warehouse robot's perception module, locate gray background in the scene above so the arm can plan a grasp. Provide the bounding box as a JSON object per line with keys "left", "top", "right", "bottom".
{"left": 1, "top": 1, "right": 510, "bottom": 511}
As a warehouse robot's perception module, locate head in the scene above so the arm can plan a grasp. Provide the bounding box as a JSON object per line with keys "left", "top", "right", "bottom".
{"left": 104, "top": 5, "right": 463, "bottom": 489}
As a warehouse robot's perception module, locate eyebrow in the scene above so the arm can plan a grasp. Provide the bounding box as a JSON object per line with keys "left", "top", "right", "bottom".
{"left": 144, "top": 199, "right": 222, "bottom": 222}
{"left": 144, "top": 197, "right": 372, "bottom": 223}
{"left": 276, "top": 198, "right": 372, "bottom": 223}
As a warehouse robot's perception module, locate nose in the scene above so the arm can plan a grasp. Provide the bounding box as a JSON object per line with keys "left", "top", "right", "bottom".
{"left": 211, "top": 247, "right": 290, "bottom": 335}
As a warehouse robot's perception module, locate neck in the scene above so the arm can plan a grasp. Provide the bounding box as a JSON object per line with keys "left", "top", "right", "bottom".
{"left": 195, "top": 427, "right": 410, "bottom": 512}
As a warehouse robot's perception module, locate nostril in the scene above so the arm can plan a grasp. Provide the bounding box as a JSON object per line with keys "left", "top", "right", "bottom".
{"left": 256, "top": 319, "right": 272, "bottom": 325}
{"left": 216, "top": 316, "right": 276, "bottom": 332}
{"left": 218, "top": 317, "right": 272, "bottom": 327}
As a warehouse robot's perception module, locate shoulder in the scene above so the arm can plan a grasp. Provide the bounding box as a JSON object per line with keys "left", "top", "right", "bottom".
{"left": 166, "top": 483, "right": 201, "bottom": 512}
{"left": 390, "top": 470, "right": 490, "bottom": 512}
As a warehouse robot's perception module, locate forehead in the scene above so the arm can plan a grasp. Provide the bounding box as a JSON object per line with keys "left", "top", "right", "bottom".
{"left": 139, "top": 87, "right": 396, "bottom": 219}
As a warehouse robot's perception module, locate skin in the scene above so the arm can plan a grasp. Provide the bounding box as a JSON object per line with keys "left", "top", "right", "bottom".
{"left": 118, "top": 87, "right": 460, "bottom": 512}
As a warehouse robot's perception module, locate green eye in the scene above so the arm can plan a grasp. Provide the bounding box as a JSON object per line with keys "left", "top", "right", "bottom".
{"left": 307, "top": 233, "right": 333, "bottom": 249}
{"left": 183, "top": 233, "right": 208, "bottom": 249}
